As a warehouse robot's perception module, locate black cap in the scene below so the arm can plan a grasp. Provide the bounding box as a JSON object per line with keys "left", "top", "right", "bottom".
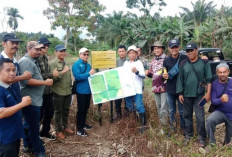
{"left": 55, "top": 44, "right": 66, "bottom": 51}
{"left": 185, "top": 42, "right": 198, "bottom": 51}
{"left": 3, "top": 33, "right": 22, "bottom": 42}
{"left": 168, "top": 39, "right": 180, "bottom": 48}
{"left": 38, "top": 37, "right": 51, "bottom": 45}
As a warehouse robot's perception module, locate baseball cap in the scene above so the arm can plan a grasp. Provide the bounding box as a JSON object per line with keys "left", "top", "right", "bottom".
{"left": 55, "top": 45, "right": 66, "bottom": 51}
{"left": 168, "top": 39, "right": 180, "bottom": 48}
{"left": 3, "top": 33, "right": 22, "bottom": 42}
{"left": 27, "top": 41, "right": 44, "bottom": 49}
{"left": 127, "top": 45, "right": 137, "bottom": 53}
{"left": 79, "top": 47, "right": 89, "bottom": 54}
{"left": 216, "top": 63, "right": 229, "bottom": 70}
{"left": 185, "top": 42, "right": 198, "bottom": 51}
{"left": 38, "top": 37, "right": 51, "bottom": 45}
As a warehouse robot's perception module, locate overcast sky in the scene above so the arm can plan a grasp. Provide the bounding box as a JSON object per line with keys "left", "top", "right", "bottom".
{"left": 0, "top": 0, "right": 231, "bottom": 40}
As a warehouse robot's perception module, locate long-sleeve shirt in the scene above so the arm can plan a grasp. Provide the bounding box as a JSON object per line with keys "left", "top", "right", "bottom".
{"left": 176, "top": 58, "right": 212, "bottom": 97}
{"left": 123, "top": 59, "right": 145, "bottom": 94}
{"left": 72, "top": 59, "right": 92, "bottom": 94}
{"left": 148, "top": 53, "right": 166, "bottom": 93}
{"left": 49, "top": 57, "right": 72, "bottom": 96}
{"left": 211, "top": 78, "right": 232, "bottom": 120}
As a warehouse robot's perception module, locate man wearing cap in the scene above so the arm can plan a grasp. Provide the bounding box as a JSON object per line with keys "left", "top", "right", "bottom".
{"left": 163, "top": 39, "right": 187, "bottom": 134}
{"left": 19, "top": 41, "right": 53, "bottom": 157}
{"left": 146, "top": 41, "right": 168, "bottom": 132}
{"left": 72, "top": 47, "right": 95, "bottom": 136}
{"left": 37, "top": 37, "right": 58, "bottom": 140}
{"left": 206, "top": 63, "right": 232, "bottom": 147}
{"left": 177, "top": 42, "right": 212, "bottom": 147}
{"left": 123, "top": 45, "right": 146, "bottom": 133}
{"left": 49, "top": 44, "right": 73, "bottom": 139}
{"left": 1, "top": 33, "right": 32, "bottom": 102}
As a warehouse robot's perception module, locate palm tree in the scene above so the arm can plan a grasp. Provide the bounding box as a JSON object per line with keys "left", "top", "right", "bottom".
{"left": 7, "top": 8, "right": 23, "bottom": 31}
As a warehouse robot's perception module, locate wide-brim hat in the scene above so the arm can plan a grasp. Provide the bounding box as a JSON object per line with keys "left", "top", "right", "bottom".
{"left": 151, "top": 41, "right": 165, "bottom": 51}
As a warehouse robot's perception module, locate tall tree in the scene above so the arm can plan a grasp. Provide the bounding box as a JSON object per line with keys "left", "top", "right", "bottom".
{"left": 7, "top": 8, "right": 23, "bottom": 31}
{"left": 44, "top": 0, "right": 105, "bottom": 49}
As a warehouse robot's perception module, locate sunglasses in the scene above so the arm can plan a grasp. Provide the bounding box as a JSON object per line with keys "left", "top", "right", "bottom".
{"left": 82, "top": 54, "right": 89, "bottom": 56}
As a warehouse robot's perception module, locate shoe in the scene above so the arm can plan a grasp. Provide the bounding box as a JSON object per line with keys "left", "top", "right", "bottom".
{"left": 23, "top": 146, "right": 34, "bottom": 154}
{"left": 199, "top": 139, "right": 206, "bottom": 147}
{"left": 183, "top": 137, "right": 190, "bottom": 146}
{"left": 77, "top": 129, "right": 88, "bottom": 137}
{"left": 64, "top": 128, "right": 74, "bottom": 134}
{"left": 84, "top": 124, "right": 93, "bottom": 130}
{"left": 35, "top": 152, "right": 47, "bottom": 157}
{"left": 56, "top": 131, "right": 65, "bottom": 140}
{"left": 40, "top": 133, "right": 56, "bottom": 141}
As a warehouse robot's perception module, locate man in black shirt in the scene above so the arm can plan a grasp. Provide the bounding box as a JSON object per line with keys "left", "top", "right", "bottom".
{"left": 163, "top": 39, "right": 187, "bottom": 134}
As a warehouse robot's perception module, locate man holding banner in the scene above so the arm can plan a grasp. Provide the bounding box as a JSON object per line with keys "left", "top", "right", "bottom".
{"left": 72, "top": 47, "right": 95, "bottom": 137}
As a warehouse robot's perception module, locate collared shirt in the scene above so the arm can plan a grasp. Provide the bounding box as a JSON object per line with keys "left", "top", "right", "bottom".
{"left": 123, "top": 60, "right": 145, "bottom": 94}
{"left": 0, "top": 82, "right": 24, "bottom": 145}
{"left": 38, "top": 54, "right": 53, "bottom": 94}
{"left": 1, "top": 51, "right": 21, "bottom": 101}
{"left": 177, "top": 58, "right": 212, "bottom": 97}
{"left": 49, "top": 57, "right": 72, "bottom": 96}
{"left": 72, "top": 59, "right": 92, "bottom": 94}
{"left": 19, "top": 53, "right": 45, "bottom": 107}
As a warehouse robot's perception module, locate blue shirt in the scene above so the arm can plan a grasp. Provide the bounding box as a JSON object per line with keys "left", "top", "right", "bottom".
{"left": 0, "top": 84, "right": 24, "bottom": 145}
{"left": 211, "top": 78, "right": 232, "bottom": 120}
{"left": 72, "top": 59, "right": 92, "bottom": 94}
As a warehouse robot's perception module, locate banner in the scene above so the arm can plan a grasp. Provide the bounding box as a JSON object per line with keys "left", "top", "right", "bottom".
{"left": 91, "top": 51, "right": 116, "bottom": 69}
{"left": 88, "top": 67, "right": 136, "bottom": 104}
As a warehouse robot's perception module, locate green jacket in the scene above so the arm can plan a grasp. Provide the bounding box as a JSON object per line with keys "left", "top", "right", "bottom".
{"left": 38, "top": 55, "right": 53, "bottom": 95}
{"left": 49, "top": 57, "right": 72, "bottom": 96}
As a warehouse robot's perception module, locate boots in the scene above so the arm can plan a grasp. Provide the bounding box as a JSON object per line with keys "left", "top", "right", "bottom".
{"left": 139, "top": 113, "right": 146, "bottom": 134}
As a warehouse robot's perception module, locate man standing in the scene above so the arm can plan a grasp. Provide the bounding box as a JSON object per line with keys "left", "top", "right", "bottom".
{"left": 136, "top": 46, "right": 149, "bottom": 70}
{"left": 146, "top": 41, "right": 168, "bottom": 132}
{"left": 19, "top": 41, "right": 53, "bottom": 157}
{"left": 0, "top": 58, "right": 31, "bottom": 157}
{"left": 49, "top": 44, "right": 73, "bottom": 140}
{"left": 163, "top": 39, "right": 187, "bottom": 133}
{"left": 177, "top": 42, "right": 212, "bottom": 147}
{"left": 72, "top": 47, "right": 95, "bottom": 136}
{"left": 1, "top": 33, "right": 32, "bottom": 100}
{"left": 37, "top": 37, "right": 58, "bottom": 140}
{"left": 206, "top": 63, "right": 232, "bottom": 146}
{"left": 114, "top": 45, "right": 127, "bottom": 119}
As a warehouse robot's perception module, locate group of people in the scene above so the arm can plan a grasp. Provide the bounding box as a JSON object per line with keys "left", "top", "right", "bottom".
{"left": 113, "top": 39, "right": 232, "bottom": 150}
{"left": 0, "top": 33, "right": 94, "bottom": 157}
{"left": 0, "top": 32, "right": 231, "bottom": 157}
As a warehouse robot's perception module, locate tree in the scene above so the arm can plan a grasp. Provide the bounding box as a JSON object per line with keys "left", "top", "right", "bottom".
{"left": 7, "top": 8, "right": 23, "bottom": 31}
{"left": 126, "top": 0, "right": 166, "bottom": 16}
{"left": 44, "top": 0, "right": 105, "bottom": 50}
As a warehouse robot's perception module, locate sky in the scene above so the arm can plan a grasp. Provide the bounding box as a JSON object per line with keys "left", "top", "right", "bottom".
{"left": 0, "top": 0, "right": 232, "bottom": 40}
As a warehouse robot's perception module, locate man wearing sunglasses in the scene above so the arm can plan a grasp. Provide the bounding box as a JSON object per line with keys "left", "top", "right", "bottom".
{"left": 37, "top": 38, "right": 59, "bottom": 140}
{"left": 72, "top": 47, "right": 95, "bottom": 137}
{"left": 176, "top": 42, "right": 212, "bottom": 147}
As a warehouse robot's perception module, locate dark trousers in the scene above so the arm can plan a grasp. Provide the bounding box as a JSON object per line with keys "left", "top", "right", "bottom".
{"left": 76, "top": 93, "right": 91, "bottom": 130}
{"left": 206, "top": 110, "right": 232, "bottom": 145}
{"left": 115, "top": 98, "right": 122, "bottom": 115}
{"left": 22, "top": 105, "right": 45, "bottom": 154}
{"left": 40, "top": 93, "right": 54, "bottom": 135}
{"left": 0, "top": 140, "right": 20, "bottom": 157}
{"left": 53, "top": 93, "right": 72, "bottom": 132}
{"left": 183, "top": 96, "right": 206, "bottom": 140}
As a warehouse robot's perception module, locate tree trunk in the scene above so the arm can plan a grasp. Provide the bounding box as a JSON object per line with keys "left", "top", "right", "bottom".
{"left": 65, "top": 27, "right": 70, "bottom": 48}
